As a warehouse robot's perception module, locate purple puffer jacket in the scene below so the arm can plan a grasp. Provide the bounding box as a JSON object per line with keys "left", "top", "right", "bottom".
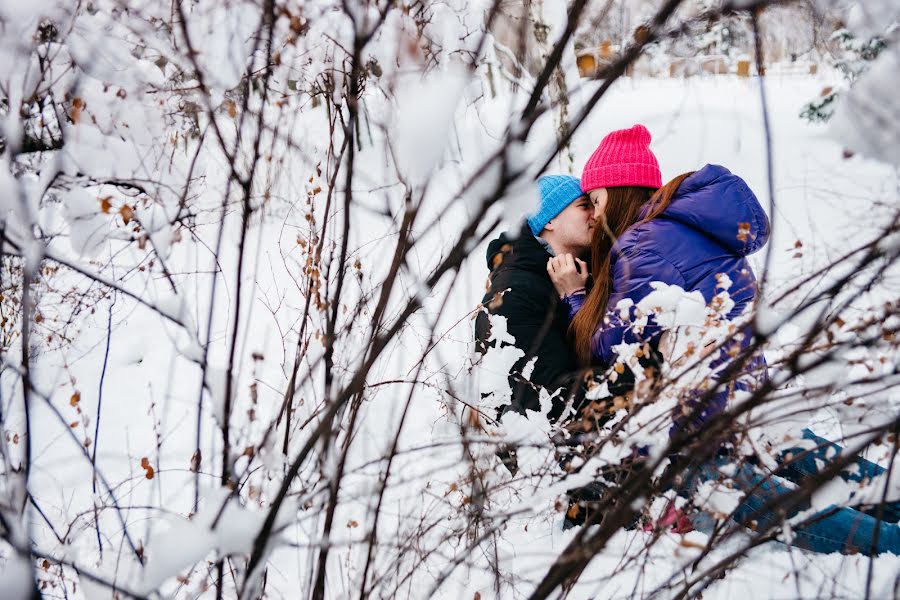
{"left": 566, "top": 164, "right": 770, "bottom": 430}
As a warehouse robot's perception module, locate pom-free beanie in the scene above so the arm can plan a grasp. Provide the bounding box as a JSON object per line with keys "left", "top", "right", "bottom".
{"left": 581, "top": 124, "right": 662, "bottom": 192}
{"left": 528, "top": 175, "right": 585, "bottom": 236}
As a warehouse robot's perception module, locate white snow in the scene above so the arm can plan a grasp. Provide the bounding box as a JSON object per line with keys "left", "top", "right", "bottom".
{"left": 830, "top": 48, "right": 900, "bottom": 164}
{"left": 63, "top": 187, "right": 109, "bottom": 258}
{"left": 0, "top": 553, "right": 33, "bottom": 600}
{"left": 637, "top": 282, "right": 708, "bottom": 328}
{"left": 472, "top": 312, "right": 525, "bottom": 411}
{"left": 392, "top": 67, "right": 467, "bottom": 186}
{"left": 141, "top": 487, "right": 298, "bottom": 593}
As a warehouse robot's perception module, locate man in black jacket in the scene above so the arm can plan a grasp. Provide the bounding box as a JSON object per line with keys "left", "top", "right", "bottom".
{"left": 474, "top": 175, "right": 593, "bottom": 422}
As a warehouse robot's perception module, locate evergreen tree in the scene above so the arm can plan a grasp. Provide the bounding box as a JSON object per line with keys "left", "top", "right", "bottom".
{"left": 801, "top": 26, "right": 892, "bottom": 123}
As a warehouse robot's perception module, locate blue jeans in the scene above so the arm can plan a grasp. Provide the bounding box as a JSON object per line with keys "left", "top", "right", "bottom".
{"left": 688, "top": 429, "right": 900, "bottom": 555}
{"left": 776, "top": 429, "right": 900, "bottom": 524}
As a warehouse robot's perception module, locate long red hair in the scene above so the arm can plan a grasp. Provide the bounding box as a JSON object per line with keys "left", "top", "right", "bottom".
{"left": 569, "top": 172, "right": 695, "bottom": 365}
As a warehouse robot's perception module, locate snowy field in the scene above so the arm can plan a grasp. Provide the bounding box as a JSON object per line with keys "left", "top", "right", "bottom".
{"left": 12, "top": 67, "right": 898, "bottom": 599}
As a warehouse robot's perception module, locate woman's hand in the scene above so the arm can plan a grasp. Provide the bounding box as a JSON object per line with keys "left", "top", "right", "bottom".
{"left": 547, "top": 254, "right": 588, "bottom": 297}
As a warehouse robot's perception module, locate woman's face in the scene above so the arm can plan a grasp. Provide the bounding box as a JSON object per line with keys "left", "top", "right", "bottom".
{"left": 588, "top": 188, "right": 608, "bottom": 221}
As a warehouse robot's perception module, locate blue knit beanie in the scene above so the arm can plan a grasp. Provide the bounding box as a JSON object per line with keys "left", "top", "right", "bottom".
{"left": 527, "top": 175, "right": 585, "bottom": 236}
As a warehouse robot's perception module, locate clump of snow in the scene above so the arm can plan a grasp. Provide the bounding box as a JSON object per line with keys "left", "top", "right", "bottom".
{"left": 829, "top": 48, "right": 900, "bottom": 165}
{"left": 392, "top": 66, "right": 467, "bottom": 186}
{"left": 472, "top": 312, "right": 525, "bottom": 411}
{"left": 184, "top": 1, "right": 260, "bottom": 101}
{"left": 68, "top": 13, "right": 165, "bottom": 90}
{"left": 140, "top": 487, "right": 298, "bottom": 593}
{"left": 0, "top": 552, "right": 33, "bottom": 600}
{"left": 63, "top": 188, "right": 108, "bottom": 257}
{"left": 845, "top": 1, "right": 900, "bottom": 38}
{"left": 694, "top": 477, "right": 743, "bottom": 517}
{"left": 0, "top": 162, "right": 20, "bottom": 224}
{"left": 136, "top": 203, "right": 175, "bottom": 259}
{"left": 637, "top": 282, "right": 708, "bottom": 329}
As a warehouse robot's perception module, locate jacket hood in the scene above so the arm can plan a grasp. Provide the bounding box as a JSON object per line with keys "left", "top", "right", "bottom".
{"left": 485, "top": 221, "right": 552, "bottom": 274}
{"left": 643, "top": 164, "right": 770, "bottom": 256}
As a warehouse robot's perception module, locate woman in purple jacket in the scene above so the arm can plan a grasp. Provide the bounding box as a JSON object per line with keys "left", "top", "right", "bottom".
{"left": 547, "top": 124, "right": 900, "bottom": 554}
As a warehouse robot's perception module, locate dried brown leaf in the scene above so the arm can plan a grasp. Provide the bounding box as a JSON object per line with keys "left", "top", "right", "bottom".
{"left": 190, "top": 449, "right": 202, "bottom": 472}
{"left": 119, "top": 204, "right": 134, "bottom": 225}
{"left": 69, "top": 97, "right": 85, "bottom": 123}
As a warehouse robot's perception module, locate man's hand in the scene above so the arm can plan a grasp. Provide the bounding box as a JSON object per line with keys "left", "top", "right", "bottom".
{"left": 547, "top": 254, "right": 588, "bottom": 297}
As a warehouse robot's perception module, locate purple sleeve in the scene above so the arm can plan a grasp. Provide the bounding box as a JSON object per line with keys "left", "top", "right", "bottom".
{"left": 561, "top": 290, "right": 585, "bottom": 322}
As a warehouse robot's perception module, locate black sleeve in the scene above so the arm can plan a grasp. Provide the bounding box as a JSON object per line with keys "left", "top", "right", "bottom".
{"left": 475, "top": 273, "right": 578, "bottom": 419}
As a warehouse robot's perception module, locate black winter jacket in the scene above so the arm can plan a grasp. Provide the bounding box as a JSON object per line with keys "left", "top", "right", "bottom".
{"left": 474, "top": 223, "right": 580, "bottom": 420}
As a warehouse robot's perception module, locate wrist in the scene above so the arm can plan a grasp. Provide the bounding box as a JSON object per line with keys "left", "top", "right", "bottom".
{"left": 560, "top": 286, "right": 586, "bottom": 300}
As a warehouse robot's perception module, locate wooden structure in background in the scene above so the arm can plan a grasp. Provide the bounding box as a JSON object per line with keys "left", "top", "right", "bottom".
{"left": 600, "top": 40, "right": 612, "bottom": 59}
{"left": 575, "top": 45, "right": 814, "bottom": 80}
{"left": 576, "top": 40, "right": 614, "bottom": 78}
{"left": 576, "top": 53, "right": 597, "bottom": 78}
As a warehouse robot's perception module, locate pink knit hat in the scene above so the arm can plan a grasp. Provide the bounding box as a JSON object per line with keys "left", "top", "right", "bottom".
{"left": 581, "top": 124, "right": 662, "bottom": 192}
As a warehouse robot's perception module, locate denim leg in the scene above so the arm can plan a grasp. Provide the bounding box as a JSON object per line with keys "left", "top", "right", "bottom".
{"left": 775, "top": 428, "right": 900, "bottom": 523}
{"left": 697, "top": 459, "right": 900, "bottom": 556}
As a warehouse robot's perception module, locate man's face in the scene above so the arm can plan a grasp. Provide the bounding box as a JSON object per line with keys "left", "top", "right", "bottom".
{"left": 545, "top": 195, "right": 594, "bottom": 254}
